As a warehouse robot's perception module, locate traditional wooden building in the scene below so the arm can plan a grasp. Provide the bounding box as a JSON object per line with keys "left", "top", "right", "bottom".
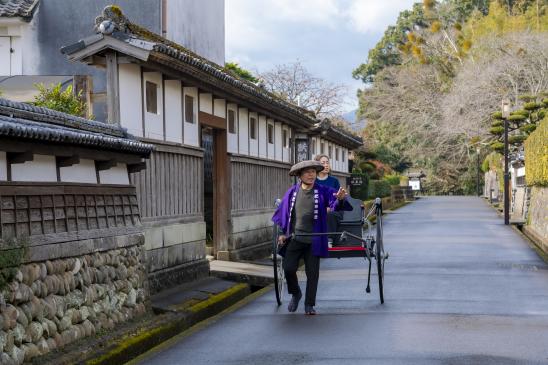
{"left": 61, "top": 6, "right": 362, "bottom": 292}
{"left": 0, "top": 98, "right": 153, "bottom": 362}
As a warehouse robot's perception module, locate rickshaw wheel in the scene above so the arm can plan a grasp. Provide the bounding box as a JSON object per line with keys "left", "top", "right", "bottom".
{"left": 272, "top": 228, "right": 284, "bottom": 306}
{"left": 376, "top": 214, "right": 385, "bottom": 304}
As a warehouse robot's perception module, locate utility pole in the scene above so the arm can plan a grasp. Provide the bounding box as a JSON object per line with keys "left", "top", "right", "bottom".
{"left": 502, "top": 99, "right": 511, "bottom": 225}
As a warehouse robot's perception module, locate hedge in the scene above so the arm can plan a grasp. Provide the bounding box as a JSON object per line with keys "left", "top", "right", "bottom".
{"left": 525, "top": 116, "right": 548, "bottom": 186}
{"left": 368, "top": 180, "right": 391, "bottom": 199}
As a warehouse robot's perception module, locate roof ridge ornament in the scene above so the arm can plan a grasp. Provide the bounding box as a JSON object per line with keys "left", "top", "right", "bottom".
{"left": 95, "top": 5, "right": 129, "bottom": 34}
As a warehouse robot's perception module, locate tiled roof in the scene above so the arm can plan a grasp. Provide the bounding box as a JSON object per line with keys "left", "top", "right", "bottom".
{"left": 0, "top": 0, "right": 39, "bottom": 19}
{"left": 0, "top": 98, "right": 153, "bottom": 155}
{"left": 62, "top": 5, "right": 363, "bottom": 148}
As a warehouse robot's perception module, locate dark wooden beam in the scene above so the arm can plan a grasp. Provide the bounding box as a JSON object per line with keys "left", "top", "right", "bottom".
{"left": 96, "top": 159, "right": 117, "bottom": 171}
{"left": 56, "top": 155, "right": 80, "bottom": 168}
{"left": 7, "top": 151, "right": 33, "bottom": 165}
{"left": 0, "top": 139, "right": 145, "bottom": 163}
{"left": 127, "top": 161, "right": 147, "bottom": 173}
{"left": 199, "top": 111, "right": 226, "bottom": 130}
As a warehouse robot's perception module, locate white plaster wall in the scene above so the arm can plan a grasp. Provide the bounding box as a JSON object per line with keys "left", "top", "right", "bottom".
{"left": 10, "top": 36, "right": 23, "bottom": 75}
{"left": 99, "top": 163, "right": 129, "bottom": 185}
{"left": 183, "top": 87, "right": 199, "bottom": 147}
{"left": 0, "top": 151, "right": 7, "bottom": 181}
{"left": 199, "top": 93, "right": 213, "bottom": 114}
{"left": 143, "top": 72, "right": 164, "bottom": 140}
{"left": 213, "top": 99, "right": 226, "bottom": 118}
{"left": 164, "top": 79, "right": 183, "bottom": 144}
{"left": 334, "top": 144, "right": 340, "bottom": 171}
{"left": 227, "top": 103, "right": 238, "bottom": 153}
{"left": 319, "top": 138, "right": 326, "bottom": 155}
{"left": 119, "top": 64, "right": 143, "bottom": 137}
{"left": 258, "top": 115, "right": 267, "bottom": 159}
{"left": 274, "top": 122, "right": 283, "bottom": 162}
{"left": 60, "top": 159, "right": 97, "bottom": 183}
{"left": 282, "top": 125, "right": 289, "bottom": 163}
{"left": 11, "top": 154, "right": 57, "bottom": 182}
{"left": 238, "top": 108, "right": 249, "bottom": 155}
{"left": 267, "top": 119, "right": 275, "bottom": 159}
{"left": 249, "top": 112, "right": 258, "bottom": 157}
{"left": 310, "top": 137, "right": 318, "bottom": 158}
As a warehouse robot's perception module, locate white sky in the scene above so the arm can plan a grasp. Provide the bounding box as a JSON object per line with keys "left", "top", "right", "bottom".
{"left": 225, "top": 0, "right": 417, "bottom": 113}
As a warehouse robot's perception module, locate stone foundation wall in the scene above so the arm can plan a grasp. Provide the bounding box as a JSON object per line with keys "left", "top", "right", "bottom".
{"left": 0, "top": 244, "right": 147, "bottom": 364}
{"left": 525, "top": 186, "right": 548, "bottom": 253}
{"left": 0, "top": 183, "right": 149, "bottom": 364}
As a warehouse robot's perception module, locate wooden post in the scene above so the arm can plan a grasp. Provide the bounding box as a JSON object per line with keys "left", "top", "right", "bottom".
{"left": 73, "top": 75, "right": 93, "bottom": 119}
{"left": 214, "top": 128, "right": 230, "bottom": 260}
{"left": 105, "top": 52, "right": 120, "bottom": 124}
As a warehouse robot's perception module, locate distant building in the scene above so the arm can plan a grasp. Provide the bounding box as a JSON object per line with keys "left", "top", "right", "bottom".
{"left": 61, "top": 6, "right": 362, "bottom": 293}
{"left": 0, "top": 0, "right": 224, "bottom": 121}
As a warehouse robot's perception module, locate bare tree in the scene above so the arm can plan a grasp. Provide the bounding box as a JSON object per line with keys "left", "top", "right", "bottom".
{"left": 442, "top": 33, "right": 548, "bottom": 142}
{"left": 257, "top": 60, "right": 348, "bottom": 118}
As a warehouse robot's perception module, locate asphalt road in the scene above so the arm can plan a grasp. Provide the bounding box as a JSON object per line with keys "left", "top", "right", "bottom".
{"left": 131, "top": 197, "right": 548, "bottom": 365}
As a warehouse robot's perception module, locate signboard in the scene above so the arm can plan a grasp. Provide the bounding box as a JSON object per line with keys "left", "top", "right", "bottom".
{"left": 350, "top": 176, "right": 363, "bottom": 186}
{"left": 296, "top": 139, "right": 309, "bottom": 163}
{"left": 409, "top": 180, "right": 421, "bottom": 191}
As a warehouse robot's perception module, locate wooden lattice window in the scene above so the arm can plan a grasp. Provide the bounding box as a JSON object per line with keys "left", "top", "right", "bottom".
{"left": 228, "top": 110, "right": 236, "bottom": 134}
{"left": 250, "top": 117, "right": 257, "bottom": 139}
{"left": 268, "top": 124, "right": 274, "bottom": 144}
{"left": 145, "top": 81, "right": 158, "bottom": 114}
{"left": 185, "top": 95, "right": 195, "bottom": 124}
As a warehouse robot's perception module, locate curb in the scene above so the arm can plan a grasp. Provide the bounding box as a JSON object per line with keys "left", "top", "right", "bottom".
{"left": 125, "top": 285, "right": 273, "bottom": 365}
{"left": 85, "top": 283, "right": 250, "bottom": 365}
{"left": 37, "top": 282, "right": 252, "bottom": 365}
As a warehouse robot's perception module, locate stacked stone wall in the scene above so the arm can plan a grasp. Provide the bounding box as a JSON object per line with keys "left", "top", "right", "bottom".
{"left": 0, "top": 183, "right": 149, "bottom": 364}
{"left": 0, "top": 246, "right": 147, "bottom": 364}
{"left": 524, "top": 186, "right": 548, "bottom": 253}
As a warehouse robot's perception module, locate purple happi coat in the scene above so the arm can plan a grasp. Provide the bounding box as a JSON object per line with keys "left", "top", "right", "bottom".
{"left": 272, "top": 183, "right": 353, "bottom": 258}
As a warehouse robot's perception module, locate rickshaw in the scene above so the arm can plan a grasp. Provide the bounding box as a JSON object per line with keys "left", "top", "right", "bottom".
{"left": 272, "top": 197, "right": 387, "bottom": 305}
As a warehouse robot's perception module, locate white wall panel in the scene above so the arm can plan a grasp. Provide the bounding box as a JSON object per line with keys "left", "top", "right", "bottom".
{"left": 258, "top": 115, "right": 267, "bottom": 159}
{"left": 282, "top": 125, "right": 289, "bottom": 163}
{"left": 199, "top": 93, "right": 213, "bottom": 114}
{"left": 183, "top": 87, "right": 199, "bottom": 147}
{"left": 164, "top": 80, "right": 183, "bottom": 143}
{"left": 119, "top": 64, "right": 143, "bottom": 137}
{"left": 238, "top": 108, "right": 249, "bottom": 155}
{"left": 227, "top": 103, "right": 238, "bottom": 153}
{"left": 99, "top": 163, "right": 129, "bottom": 185}
{"left": 143, "top": 72, "right": 164, "bottom": 140}
{"left": 10, "top": 36, "right": 22, "bottom": 75}
{"left": 274, "top": 122, "right": 282, "bottom": 162}
{"left": 11, "top": 155, "right": 56, "bottom": 182}
{"left": 60, "top": 159, "right": 97, "bottom": 183}
{"left": 0, "top": 151, "right": 7, "bottom": 181}
{"left": 214, "top": 99, "right": 226, "bottom": 118}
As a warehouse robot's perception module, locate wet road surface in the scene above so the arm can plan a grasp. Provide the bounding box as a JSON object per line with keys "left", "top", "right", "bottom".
{"left": 131, "top": 197, "right": 548, "bottom": 365}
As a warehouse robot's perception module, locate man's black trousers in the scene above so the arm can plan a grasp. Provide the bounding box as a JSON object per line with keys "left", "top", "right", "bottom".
{"left": 283, "top": 239, "right": 320, "bottom": 306}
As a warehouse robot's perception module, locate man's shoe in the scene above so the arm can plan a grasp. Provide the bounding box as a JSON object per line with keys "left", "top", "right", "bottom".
{"left": 287, "top": 291, "right": 302, "bottom": 312}
{"left": 305, "top": 305, "right": 316, "bottom": 315}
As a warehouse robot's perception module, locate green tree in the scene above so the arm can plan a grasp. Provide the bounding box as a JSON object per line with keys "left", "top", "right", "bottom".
{"left": 224, "top": 62, "right": 259, "bottom": 83}
{"left": 352, "top": 3, "right": 428, "bottom": 83}
{"left": 489, "top": 93, "right": 548, "bottom": 153}
{"left": 33, "top": 83, "right": 87, "bottom": 117}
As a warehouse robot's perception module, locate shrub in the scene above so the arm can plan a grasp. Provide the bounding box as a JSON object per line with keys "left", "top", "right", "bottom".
{"left": 33, "top": 83, "right": 87, "bottom": 117}
{"left": 383, "top": 174, "right": 400, "bottom": 186}
{"left": 368, "top": 180, "right": 391, "bottom": 199}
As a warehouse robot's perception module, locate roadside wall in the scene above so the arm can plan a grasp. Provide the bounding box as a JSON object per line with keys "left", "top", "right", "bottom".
{"left": 523, "top": 186, "right": 548, "bottom": 253}
{"left": 0, "top": 184, "right": 148, "bottom": 364}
